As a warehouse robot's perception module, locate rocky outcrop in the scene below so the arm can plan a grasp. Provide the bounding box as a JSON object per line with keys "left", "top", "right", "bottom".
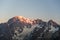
{"left": 0, "top": 16, "right": 60, "bottom": 40}
{"left": 23, "top": 20, "right": 60, "bottom": 40}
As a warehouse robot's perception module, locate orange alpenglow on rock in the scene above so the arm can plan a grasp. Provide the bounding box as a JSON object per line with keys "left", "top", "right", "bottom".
{"left": 14, "top": 16, "right": 33, "bottom": 24}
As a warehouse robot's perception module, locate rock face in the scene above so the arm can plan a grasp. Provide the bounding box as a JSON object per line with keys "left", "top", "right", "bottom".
{"left": 0, "top": 16, "right": 60, "bottom": 40}
{"left": 8, "top": 16, "right": 33, "bottom": 33}
{"left": 7, "top": 16, "right": 33, "bottom": 40}
{"left": 23, "top": 20, "right": 60, "bottom": 40}
{"left": 7, "top": 16, "right": 43, "bottom": 37}
{"left": 0, "top": 23, "right": 12, "bottom": 40}
{"left": 8, "top": 16, "right": 33, "bottom": 25}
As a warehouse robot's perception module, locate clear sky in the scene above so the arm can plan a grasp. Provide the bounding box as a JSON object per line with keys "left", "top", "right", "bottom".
{"left": 0, "top": 0, "right": 60, "bottom": 24}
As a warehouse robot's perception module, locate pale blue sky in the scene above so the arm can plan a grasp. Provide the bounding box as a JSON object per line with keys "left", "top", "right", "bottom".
{"left": 0, "top": 0, "right": 60, "bottom": 23}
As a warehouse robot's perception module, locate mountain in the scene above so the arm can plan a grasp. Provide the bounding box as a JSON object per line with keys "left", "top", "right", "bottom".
{"left": 8, "top": 16, "right": 60, "bottom": 40}
{"left": 8, "top": 16, "right": 44, "bottom": 26}
{"left": 23, "top": 20, "right": 60, "bottom": 40}
{"left": 48, "top": 20, "right": 60, "bottom": 27}
{"left": 8, "top": 16, "right": 33, "bottom": 25}
{"left": 0, "top": 16, "right": 60, "bottom": 40}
